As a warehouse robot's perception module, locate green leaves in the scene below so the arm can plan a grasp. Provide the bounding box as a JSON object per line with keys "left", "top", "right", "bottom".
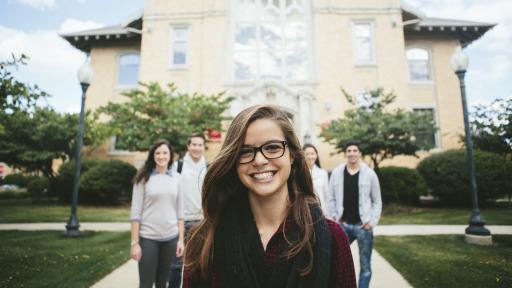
{"left": 96, "top": 82, "right": 234, "bottom": 153}
{"left": 321, "top": 88, "right": 437, "bottom": 170}
{"left": 468, "top": 98, "right": 511, "bottom": 157}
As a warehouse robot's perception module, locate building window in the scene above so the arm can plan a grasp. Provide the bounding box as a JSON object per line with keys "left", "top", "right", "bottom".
{"left": 109, "top": 136, "right": 131, "bottom": 154}
{"left": 117, "top": 53, "right": 140, "bottom": 86}
{"left": 352, "top": 22, "right": 375, "bottom": 65}
{"left": 407, "top": 48, "right": 432, "bottom": 81}
{"left": 171, "top": 26, "right": 190, "bottom": 67}
{"left": 413, "top": 108, "right": 438, "bottom": 150}
{"left": 233, "top": 0, "right": 311, "bottom": 81}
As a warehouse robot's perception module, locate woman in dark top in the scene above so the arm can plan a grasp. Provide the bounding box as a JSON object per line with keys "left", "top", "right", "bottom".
{"left": 183, "top": 105, "right": 356, "bottom": 288}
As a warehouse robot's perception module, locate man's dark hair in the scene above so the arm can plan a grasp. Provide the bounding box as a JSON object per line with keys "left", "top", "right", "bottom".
{"left": 187, "top": 132, "right": 206, "bottom": 145}
{"left": 344, "top": 140, "right": 361, "bottom": 152}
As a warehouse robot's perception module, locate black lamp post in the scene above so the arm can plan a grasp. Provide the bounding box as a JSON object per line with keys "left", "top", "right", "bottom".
{"left": 450, "top": 46, "right": 492, "bottom": 245}
{"left": 64, "top": 57, "right": 93, "bottom": 237}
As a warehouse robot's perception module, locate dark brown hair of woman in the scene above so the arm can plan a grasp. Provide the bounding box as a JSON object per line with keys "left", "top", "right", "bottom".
{"left": 184, "top": 105, "right": 318, "bottom": 281}
{"left": 133, "top": 139, "right": 174, "bottom": 184}
{"left": 302, "top": 143, "right": 322, "bottom": 168}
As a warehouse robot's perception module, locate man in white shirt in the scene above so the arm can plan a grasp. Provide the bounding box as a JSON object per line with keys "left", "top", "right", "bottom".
{"left": 169, "top": 133, "right": 207, "bottom": 288}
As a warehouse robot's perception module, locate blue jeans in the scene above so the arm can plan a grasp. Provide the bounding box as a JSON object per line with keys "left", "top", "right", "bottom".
{"left": 340, "top": 223, "right": 373, "bottom": 288}
{"left": 168, "top": 220, "right": 201, "bottom": 288}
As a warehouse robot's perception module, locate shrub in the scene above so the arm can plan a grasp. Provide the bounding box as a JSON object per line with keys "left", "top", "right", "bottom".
{"left": 53, "top": 159, "right": 102, "bottom": 203}
{"left": 3, "top": 173, "right": 33, "bottom": 187}
{"left": 378, "top": 167, "right": 427, "bottom": 205}
{"left": 80, "top": 160, "right": 136, "bottom": 205}
{"left": 417, "top": 149, "right": 512, "bottom": 207}
{"left": 27, "top": 177, "right": 50, "bottom": 202}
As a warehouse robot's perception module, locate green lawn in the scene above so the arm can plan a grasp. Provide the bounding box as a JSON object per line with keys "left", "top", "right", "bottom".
{"left": 380, "top": 205, "right": 512, "bottom": 225}
{"left": 375, "top": 235, "right": 512, "bottom": 288}
{"left": 0, "top": 230, "right": 130, "bottom": 288}
{"left": 0, "top": 201, "right": 130, "bottom": 223}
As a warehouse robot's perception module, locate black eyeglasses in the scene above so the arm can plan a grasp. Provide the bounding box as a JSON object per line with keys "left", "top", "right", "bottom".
{"left": 238, "top": 140, "right": 288, "bottom": 164}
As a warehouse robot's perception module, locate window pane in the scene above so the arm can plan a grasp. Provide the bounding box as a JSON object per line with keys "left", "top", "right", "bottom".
{"left": 233, "top": 0, "right": 310, "bottom": 81}
{"left": 172, "top": 27, "right": 189, "bottom": 66}
{"left": 286, "top": 48, "right": 308, "bottom": 80}
{"left": 235, "top": 24, "right": 257, "bottom": 50}
{"left": 173, "top": 28, "right": 188, "bottom": 41}
{"left": 285, "top": 22, "right": 306, "bottom": 48}
{"left": 413, "top": 108, "right": 436, "bottom": 150}
{"left": 260, "top": 50, "right": 282, "bottom": 79}
{"left": 354, "top": 24, "right": 370, "bottom": 37}
{"left": 407, "top": 48, "right": 429, "bottom": 60}
{"left": 118, "top": 54, "right": 139, "bottom": 86}
{"left": 407, "top": 48, "right": 431, "bottom": 81}
{"left": 409, "top": 60, "right": 430, "bottom": 81}
{"left": 234, "top": 52, "right": 257, "bottom": 80}
{"left": 173, "top": 42, "right": 187, "bottom": 65}
{"left": 355, "top": 38, "right": 372, "bottom": 62}
{"left": 260, "top": 23, "right": 282, "bottom": 50}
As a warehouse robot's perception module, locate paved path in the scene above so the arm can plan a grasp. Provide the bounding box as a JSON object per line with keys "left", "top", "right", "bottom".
{"left": 2, "top": 223, "right": 511, "bottom": 287}
{"left": 2, "top": 223, "right": 511, "bottom": 235}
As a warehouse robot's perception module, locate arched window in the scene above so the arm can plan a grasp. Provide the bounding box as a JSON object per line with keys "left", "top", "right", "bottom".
{"left": 117, "top": 53, "right": 140, "bottom": 86}
{"left": 233, "top": 0, "right": 311, "bottom": 81}
{"left": 406, "top": 48, "right": 432, "bottom": 81}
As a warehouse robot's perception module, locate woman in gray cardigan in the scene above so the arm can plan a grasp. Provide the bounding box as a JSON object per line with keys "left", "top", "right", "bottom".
{"left": 130, "top": 139, "right": 185, "bottom": 288}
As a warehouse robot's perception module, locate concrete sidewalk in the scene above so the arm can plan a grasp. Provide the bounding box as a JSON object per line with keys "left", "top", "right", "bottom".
{"left": 2, "top": 223, "right": 511, "bottom": 235}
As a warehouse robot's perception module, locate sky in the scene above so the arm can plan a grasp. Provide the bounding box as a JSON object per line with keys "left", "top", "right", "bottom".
{"left": 0, "top": 0, "right": 510, "bottom": 113}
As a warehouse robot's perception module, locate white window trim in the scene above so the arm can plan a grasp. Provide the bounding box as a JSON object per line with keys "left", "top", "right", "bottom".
{"left": 228, "top": 0, "right": 313, "bottom": 84}
{"left": 406, "top": 46, "right": 435, "bottom": 84}
{"left": 115, "top": 51, "right": 140, "bottom": 89}
{"left": 411, "top": 105, "right": 441, "bottom": 151}
{"left": 351, "top": 20, "right": 376, "bottom": 67}
{"left": 169, "top": 25, "right": 191, "bottom": 69}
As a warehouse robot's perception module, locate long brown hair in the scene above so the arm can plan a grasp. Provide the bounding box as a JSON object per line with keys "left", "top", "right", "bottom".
{"left": 185, "top": 105, "right": 318, "bottom": 280}
{"left": 133, "top": 139, "right": 174, "bottom": 184}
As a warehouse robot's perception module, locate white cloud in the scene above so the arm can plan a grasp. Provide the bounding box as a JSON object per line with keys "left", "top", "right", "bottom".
{"left": 59, "top": 18, "right": 103, "bottom": 34}
{"left": 16, "top": 0, "right": 56, "bottom": 10}
{"left": 0, "top": 25, "right": 85, "bottom": 111}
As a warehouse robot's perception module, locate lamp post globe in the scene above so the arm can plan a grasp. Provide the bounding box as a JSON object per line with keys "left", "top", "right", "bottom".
{"left": 450, "top": 46, "right": 492, "bottom": 245}
{"left": 64, "top": 56, "right": 93, "bottom": 237}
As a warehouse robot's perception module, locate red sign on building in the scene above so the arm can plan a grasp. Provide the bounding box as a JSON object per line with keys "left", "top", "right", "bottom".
{"left": 208, "top": 129, "right": 222, "bottom": 142}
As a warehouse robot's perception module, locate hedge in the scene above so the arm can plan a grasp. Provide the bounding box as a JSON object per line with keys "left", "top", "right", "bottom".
{"left": 378, "top": 166, "right": 427, "bottom": 205}
{"left": 53, "top": 159, "right": 103, "bottom": 203}
{"left": 417, "top": 149, "right": 512, "bottom": 206}
{"left": 27, "top": 177, "right": 50, "bottom": 202}
{"left": 2, "top": 173, "right": 38, "bottom": 188}
{"left": 80, "top": 160, "right": 136, "bottom": 204}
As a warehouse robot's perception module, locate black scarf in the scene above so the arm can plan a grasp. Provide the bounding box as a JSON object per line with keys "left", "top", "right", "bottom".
{"left": 212, "top": 196, "right": 332, "bottom": 288}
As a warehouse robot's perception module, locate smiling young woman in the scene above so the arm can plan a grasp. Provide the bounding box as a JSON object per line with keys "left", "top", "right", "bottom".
{"left": 183, "top": 105, "right": 356, "bottom": 288}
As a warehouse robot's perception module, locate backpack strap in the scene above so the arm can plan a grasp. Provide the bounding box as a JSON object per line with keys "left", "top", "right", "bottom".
{"left": 177, "top": 159, "right": 184, "bottom": 174}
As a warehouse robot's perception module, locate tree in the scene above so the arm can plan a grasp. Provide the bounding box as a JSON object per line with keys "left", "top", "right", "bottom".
{"left": 321, "top": 88, "right": 437, "bottom": 171}
{"left": 0, "top": 54, "right": 49, "bottom": 133}
{"left": 468, "top": 98, "right": 511, "bottom": 157}
{"left": 0, "top": 107, "right": 110, "bottom": 179}
{"left": 0, "top": 53, "right": 109, "bottom": 178}
{"left": 96, "top": 82, "right": 234, "bottom": 153}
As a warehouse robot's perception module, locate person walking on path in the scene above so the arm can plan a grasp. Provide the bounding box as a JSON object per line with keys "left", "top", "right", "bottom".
{"left": 130, "top": 139, "right": 185, "bottom": 288}
{"left": 327, "top": 140, "right": 382, "bottom": 288}
{"left": 303, "top": 144, "right": 329, "bottom": 214}
{"left": 183, "top": 105, "right": 356, "bottom": 288}
{"left": 169, "top": 133, "right": 207, "bottom": 288}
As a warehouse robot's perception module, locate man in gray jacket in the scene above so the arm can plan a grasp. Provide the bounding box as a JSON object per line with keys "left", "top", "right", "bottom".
{"left": 327, "top": 140, "right": 382, "bottom": 288}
